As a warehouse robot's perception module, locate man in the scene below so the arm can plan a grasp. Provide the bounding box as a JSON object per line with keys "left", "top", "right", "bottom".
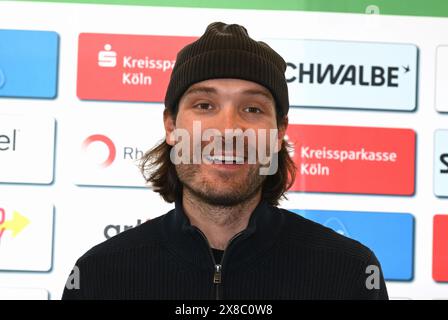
{"left": 63, "top": 22, "right": 388, "bottom": 299}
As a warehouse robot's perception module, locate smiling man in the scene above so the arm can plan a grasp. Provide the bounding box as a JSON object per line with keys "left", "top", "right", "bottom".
{"left": 62, "top": 22, "right": 388, "bottom": 300}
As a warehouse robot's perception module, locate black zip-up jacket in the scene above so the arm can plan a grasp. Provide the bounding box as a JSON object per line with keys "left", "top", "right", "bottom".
{"left": 62, "top": 197, "right": 388, "bottom": 300}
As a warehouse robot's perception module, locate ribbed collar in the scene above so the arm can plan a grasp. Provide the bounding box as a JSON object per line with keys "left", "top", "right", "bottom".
{"left": 160, "top": 195, "right": 284, "bottom": 271}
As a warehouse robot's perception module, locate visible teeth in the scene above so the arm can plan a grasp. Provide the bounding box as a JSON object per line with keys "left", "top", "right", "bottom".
{"left": 205, "top": 155, "right": 245, "bottom": 163}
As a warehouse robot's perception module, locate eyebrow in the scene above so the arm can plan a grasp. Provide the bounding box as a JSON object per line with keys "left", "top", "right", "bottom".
{"left": 241, "top": 89, "right": 274, "bottom": 102}
{"left": 183, "top": 86, "right": 274, "bottom": 102}
{"left": 183, "top": 86, "right": 217, "bottom": 97}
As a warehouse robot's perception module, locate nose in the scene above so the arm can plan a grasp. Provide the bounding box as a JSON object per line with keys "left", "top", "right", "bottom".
{"left": 212, "top": 105, "right": 249, "bottom": 156}
{"left": 215, "top": 104, "right": 244, "bottom": 134}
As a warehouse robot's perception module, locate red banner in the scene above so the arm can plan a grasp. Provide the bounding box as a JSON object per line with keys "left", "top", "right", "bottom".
{"left": 433, "top": 214, "right": 448, "bottom": 282}
{"left": 77, "top": 33, "right": 197, "bottom": 102}
{"left": 286, "top": 124, "right": 415, "bottom": 195}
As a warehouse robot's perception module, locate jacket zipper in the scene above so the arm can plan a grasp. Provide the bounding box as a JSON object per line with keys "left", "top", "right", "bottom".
{"left": 194, "top": 227, "right": 244, "bottom": 300}
{"left": 213, "top": 264, "right": 222, "bottom": 300}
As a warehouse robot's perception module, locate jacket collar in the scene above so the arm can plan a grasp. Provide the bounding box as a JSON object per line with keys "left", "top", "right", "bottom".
{"left": 160, "top": 194, "right": 284, "bottom": 271}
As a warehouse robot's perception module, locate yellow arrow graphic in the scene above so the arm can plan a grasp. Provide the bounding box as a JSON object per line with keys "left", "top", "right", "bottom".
{"left": 0, "top": 211, "right": 30, "bottom": 237}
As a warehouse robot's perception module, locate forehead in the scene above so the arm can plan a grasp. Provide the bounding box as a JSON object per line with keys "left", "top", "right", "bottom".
{"left": 180, "top": 78, "right": 274, "bottom": 102}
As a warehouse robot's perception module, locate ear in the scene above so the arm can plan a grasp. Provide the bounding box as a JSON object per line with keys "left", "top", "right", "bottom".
{"left": 276, "top": 115, "right": 288, "bottom": 152}
{"left": 163, "top": 109, "right": 176, "bottom": 146}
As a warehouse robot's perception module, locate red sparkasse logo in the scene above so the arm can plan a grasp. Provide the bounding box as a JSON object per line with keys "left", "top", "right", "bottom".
{"left": 285, "top": 124, "right": 415, "bottom": 195}
{"left": 77, "top": 33, "right": 197, "bottom": 102}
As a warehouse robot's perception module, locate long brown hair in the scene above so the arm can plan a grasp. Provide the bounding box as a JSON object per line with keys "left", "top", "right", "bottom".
{"left": 139, "top": 112, "right": 296, "bottom": 206}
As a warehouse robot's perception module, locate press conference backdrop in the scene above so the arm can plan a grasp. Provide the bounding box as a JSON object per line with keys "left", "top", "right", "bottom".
{"left": 0, "top": 0, "right": 447, "bottom": 300}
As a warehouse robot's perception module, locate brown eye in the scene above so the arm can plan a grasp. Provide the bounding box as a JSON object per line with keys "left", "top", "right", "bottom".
{"left": 244, "top": 106, "right": 262, "bottom": 113}
{"left": 195, "top": 103, "right": 213, "bottom": 110}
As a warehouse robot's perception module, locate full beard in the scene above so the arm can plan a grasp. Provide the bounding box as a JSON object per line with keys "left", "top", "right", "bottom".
{"left": 175, "top": 163, "right": 266, "bottom": 207}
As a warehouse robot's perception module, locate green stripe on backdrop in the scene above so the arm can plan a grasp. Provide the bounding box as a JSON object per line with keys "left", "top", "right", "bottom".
{"left": 11, "top": 0, "right": 448, "bottom": 18}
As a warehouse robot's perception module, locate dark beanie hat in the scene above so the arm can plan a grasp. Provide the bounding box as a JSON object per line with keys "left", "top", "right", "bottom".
{"left": 164, "top": 22, "right": 289, "bottom": 117}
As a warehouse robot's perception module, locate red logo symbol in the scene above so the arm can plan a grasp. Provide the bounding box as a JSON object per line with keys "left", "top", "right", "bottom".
{"left": 82, "top": 134, "right": 116, "bottom": 168}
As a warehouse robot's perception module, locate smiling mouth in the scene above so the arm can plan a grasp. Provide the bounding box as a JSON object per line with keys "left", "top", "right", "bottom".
{"left": 204, "top": 154, "right": 246, "bottom": 164}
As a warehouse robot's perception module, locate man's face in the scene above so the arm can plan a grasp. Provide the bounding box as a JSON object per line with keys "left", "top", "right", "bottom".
{"left": 164, "top": 78, "right": 286, "bottom": 206}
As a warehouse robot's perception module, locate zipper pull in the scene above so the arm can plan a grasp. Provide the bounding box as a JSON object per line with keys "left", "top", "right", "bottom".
{"left": 213, "top": 264, "right": 222, "bottom": 284}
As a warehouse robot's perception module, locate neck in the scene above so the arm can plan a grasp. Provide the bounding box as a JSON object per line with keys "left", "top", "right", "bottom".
{"left": 182, "top": 189, "right": 261, "bottom": 250}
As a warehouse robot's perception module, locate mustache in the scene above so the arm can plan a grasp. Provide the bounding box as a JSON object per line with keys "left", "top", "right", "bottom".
{"left": 196, "top": 135, "right": 257, "bottom": 158}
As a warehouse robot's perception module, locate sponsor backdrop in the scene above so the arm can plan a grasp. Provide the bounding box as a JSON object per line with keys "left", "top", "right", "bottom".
{"left": 0, "top": 0, "right": 447, "bottom": 299}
